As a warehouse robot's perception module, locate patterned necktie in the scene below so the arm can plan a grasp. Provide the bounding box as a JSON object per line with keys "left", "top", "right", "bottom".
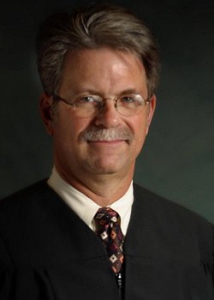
{"left": 94, "top": 207, "right": 124, "bottom": 273}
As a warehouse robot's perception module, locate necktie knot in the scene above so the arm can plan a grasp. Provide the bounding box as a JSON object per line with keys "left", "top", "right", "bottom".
{"left": 94, "top": 207, "right": 124, "bottom": 273}
{"left": 95, "top": 207, "right": 120, "bottom": 227}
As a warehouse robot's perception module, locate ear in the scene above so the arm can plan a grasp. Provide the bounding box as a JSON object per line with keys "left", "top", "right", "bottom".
{"left": 39, "top": 93, "right": 55, "bottom": 135}
{"left": 146, "top": 94, "right": 156, "bottom": 135}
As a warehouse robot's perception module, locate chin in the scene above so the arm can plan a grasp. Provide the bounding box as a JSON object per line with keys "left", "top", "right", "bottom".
{"left": 92, "top": 166, "right": 120, "bottom": 175}
{"left": 86, "top": 161, "right": 121, "bottom": 175}
{"left": 84, "top": 155, "right": 131, "bottom": 175}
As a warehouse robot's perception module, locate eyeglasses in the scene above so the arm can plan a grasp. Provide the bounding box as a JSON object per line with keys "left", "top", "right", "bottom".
{"left": 52, "top": 93, "right": 150, "bottom": 117}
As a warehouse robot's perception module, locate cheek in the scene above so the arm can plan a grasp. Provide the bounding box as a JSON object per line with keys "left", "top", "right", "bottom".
{"left": 129, "top": 116, "right": 148, "bottom": 150}
{"left": 54, "top": 113, "right": 92, "bottom": 143}
{"left": 130, "top": 114, "right": 148, "bottom": 136}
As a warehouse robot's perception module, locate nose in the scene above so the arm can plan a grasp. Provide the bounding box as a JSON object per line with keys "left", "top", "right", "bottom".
{"left": 94, "top": 99, "right": 120, "bottom": 128}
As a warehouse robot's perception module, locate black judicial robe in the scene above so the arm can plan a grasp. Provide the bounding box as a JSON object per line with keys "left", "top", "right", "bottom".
{"left": 0, "top": 180, "right": 213, "bottom": 299}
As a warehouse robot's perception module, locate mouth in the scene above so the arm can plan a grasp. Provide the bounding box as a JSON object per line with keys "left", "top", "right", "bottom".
{"left": 88, "top": 139, "right": 126, "bottom": 144}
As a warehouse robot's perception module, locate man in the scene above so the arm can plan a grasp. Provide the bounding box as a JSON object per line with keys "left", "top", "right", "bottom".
{"left": 0, "top": 3, "right": 213, "bottom": 300}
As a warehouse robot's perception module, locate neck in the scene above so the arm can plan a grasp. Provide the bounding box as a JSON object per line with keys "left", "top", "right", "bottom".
{"left": 56, "top": 167, "right": 134, "bottom": 206}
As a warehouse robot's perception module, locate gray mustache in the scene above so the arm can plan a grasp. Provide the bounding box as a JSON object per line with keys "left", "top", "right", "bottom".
{"left": 81, "top": 127, "right": 133, "bottom": 142}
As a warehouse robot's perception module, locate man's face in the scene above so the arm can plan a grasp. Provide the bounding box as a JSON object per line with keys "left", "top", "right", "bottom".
{"left": 40, "top": 48, "right": 156, "bottom": 184}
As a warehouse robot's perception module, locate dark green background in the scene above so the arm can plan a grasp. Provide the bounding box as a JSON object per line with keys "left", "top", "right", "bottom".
{"left": 1, "top": 0, "right": 214, "bottom": 222}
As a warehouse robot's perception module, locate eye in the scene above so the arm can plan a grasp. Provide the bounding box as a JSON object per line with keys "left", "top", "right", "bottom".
{"left": 120, "top": 96, "right": 135, "bottom": 103}
{"left": 120, "top": 94, "right": 143, "bottom": 106}
{"left": 76, "top": 95, "right": 96, "bottom": 103}
{"left": 120, "top": 94, "right": 144, "bottom": 106}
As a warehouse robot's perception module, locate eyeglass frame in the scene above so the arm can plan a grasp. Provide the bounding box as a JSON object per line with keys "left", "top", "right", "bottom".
{"left": 51, "top": 92, "right": 151, "bottom": 117}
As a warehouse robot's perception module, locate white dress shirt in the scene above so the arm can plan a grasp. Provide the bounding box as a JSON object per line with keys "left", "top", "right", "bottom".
{"left": 47, "top": 167, "right": 134, "bottom": 235}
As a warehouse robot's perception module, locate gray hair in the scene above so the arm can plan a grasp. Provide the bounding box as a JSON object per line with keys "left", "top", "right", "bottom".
{"left": 36, "top": 3, "right": 160, "bottom": 97}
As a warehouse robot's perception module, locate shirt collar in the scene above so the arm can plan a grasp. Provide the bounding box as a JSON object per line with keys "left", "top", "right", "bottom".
{"left": 48, "top": 167, "right": 134, "bottom": 235}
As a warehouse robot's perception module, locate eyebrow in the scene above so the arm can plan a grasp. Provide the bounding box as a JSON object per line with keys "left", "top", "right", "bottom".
{"left": 68, "top": 88, "right": 143, "bottom": 97}
{"left": 119, "top": 89, "right": 142, "bottom": 95}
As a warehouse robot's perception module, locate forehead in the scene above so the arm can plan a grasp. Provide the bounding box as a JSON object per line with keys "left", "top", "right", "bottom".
{"left": 59, "top": 47, "right": 147, "bottom": 95}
